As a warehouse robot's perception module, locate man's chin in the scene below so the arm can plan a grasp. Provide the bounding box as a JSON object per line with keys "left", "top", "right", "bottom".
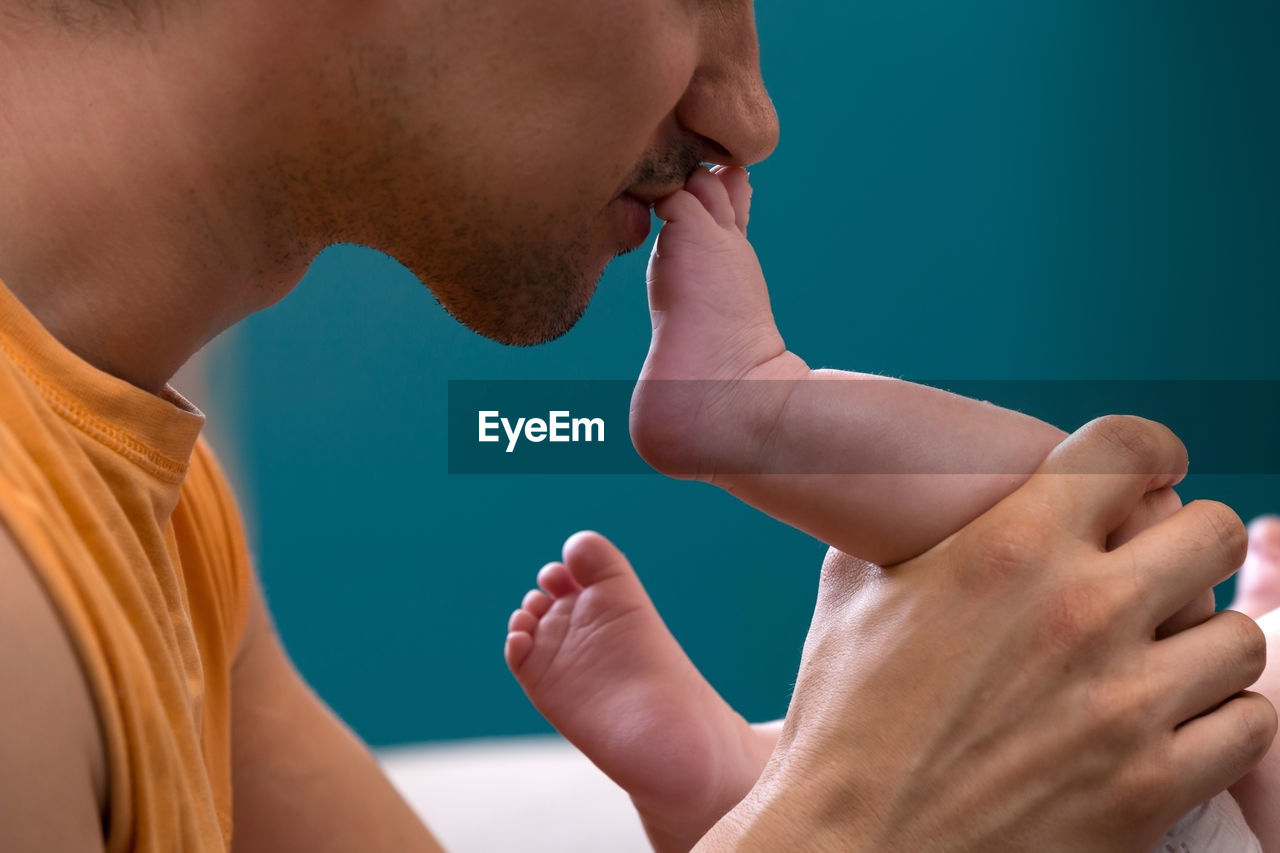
{"left": 477, "top": 309, "right": 585, "bottom": 347}
{"left": 401, "top": 232, "right": 618, "bottom": 345}
{"left": 434, "top": 271, "right": 601, "bottom": 347}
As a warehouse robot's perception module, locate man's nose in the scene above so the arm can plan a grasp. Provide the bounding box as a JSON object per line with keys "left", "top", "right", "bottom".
{"left": 677, "top": 8, "right": 780, "bottom": 167}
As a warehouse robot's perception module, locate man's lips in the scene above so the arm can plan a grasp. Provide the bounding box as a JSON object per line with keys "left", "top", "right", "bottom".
{"left": 611, "top": 183, "right": 686, "bottom": 251}
{"left": 616, "top": 193, "right": 653, "bottom": 250}
{"left": 624, "top": 183, "right": 686, "bottom": 207}
{"left": 622, "top": 192, "right": 655, "bottom": 209}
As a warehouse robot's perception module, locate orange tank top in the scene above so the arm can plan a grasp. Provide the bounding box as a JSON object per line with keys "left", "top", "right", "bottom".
{"left": 0, "top": 277, "right": 250, "bottom": 851}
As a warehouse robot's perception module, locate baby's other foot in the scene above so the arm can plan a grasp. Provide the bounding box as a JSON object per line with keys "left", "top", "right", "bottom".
{"left": 505, "top": 531, "right": 770, "bottom": 852}
{"left": 632, "top": 166, "right": 807, "bottom": 479}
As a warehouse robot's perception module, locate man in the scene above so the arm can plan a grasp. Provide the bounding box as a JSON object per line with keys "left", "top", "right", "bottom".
{"left": 0, "top": 1, "right": 1271, "bottom": 851}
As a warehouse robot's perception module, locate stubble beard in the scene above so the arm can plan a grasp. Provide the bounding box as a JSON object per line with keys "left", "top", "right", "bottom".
{"left": 368, "top": 144, "right": 703, "bottom": 346}
{"left": 421, "top": 224, "right": 610, "bottom": 346}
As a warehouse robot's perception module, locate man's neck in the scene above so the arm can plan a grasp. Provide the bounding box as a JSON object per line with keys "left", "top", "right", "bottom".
{"left": 0, "top": 12, "right": 314, "bottom": 395}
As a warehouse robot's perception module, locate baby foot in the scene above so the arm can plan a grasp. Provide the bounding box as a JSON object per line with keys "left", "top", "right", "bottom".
{"left": 504, "top": 531, "right": 771, "bottom": 852}
{"left": 630, "top": 166, "right": 808, "bottom": 480}
{"left": 1229, "top": 516, "right": 1280, "bottom": 619}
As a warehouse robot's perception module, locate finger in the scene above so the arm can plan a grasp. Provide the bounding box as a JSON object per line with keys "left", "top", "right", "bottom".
{"left": 683, "top": 165, "right": 737, "bottom": 229}
{"left": 1166, "top": 691, "right": 1276, "bottom": 810}
{"left": 1154, "top": 588, "right": 1215, "bottom": 639}
{"left": 1023, "top": 416, "right": 1188, "bottom": 546}
{"left": 1148, "top": 609, "right": 1267, "bottom": 725}
{"left": 1118, "top": 500, "right": 1247, "bottom": 629}
{"left": 711, "top": 165, "right": 752, "bottom": 233}
{"left": 1106, "top": 485, "right": 1182, "bottom": 550}
{"left": 1108, "top": 485, "right": 1208, "bottom": 638}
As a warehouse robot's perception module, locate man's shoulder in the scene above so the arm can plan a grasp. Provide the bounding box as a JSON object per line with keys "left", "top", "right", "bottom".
{"left": 0, "top": 520, "right": 107, "bottom": 851}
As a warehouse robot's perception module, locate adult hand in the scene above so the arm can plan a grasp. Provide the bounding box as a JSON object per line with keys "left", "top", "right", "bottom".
{"left": 1111, "top": 486, "right": 1218, "bottom": 637}
{"left": 698, "top": 416, "right": 1275, "bottom": 852}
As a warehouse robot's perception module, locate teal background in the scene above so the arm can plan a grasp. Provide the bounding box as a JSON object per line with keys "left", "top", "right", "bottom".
{"left": 229, "top": 2, "right": 1280, "bottom": 747}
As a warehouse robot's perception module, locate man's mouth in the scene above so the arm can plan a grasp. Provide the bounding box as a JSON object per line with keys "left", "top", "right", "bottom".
{"left": 622, "top": 181, "right": 686, "bottom": 208}
{"left": 616, "top": 193, "right": 654, "bottom": 250}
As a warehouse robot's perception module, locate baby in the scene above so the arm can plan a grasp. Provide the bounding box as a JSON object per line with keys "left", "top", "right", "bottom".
{"left": 503, "top": 166, "right": 1271, "bottom": 852}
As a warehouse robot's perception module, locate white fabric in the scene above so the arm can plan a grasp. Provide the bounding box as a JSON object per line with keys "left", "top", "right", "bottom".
{"left": 1157, "top": 792, "right": 1261, "bottom": 853}
{"left": 379, "top": 736, "right": 651, "bottom": 853}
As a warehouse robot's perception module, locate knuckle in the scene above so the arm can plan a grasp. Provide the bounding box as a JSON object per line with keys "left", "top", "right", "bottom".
{"left": 1080, "top": 415, "right": 1187, "bottom": 476}
{"left": 1088, "top": 415, "right": 1160, "bottom": 465}
{"left": 1081, "top": 677, "right": 1143, "bottom": 742}
{"left": 1227, "top": 695, "right": 1275, "bottom": 772}
{"left": 1115, "top": 764, "right": 1166, "bottom": 819}
{"left": 1193, "top": 500, "right": 1249, "bottom": 568}
{"left": 1125, "top": 689, "right": 1164, "bottom": 745}
{"left": 963, "top": 520, "right": 1043, "bottom": 586}
{"left": 1079, "top": 682, "right": 1119, "bottom": 731}
{"left": 1244, "top": 695, "right": 1280, "bottom": 760}
{"left": 1173, "top": 501, "right": 1249, "bottom": 583}
{"left": 1035, "top": 578, "right": 1114, "bottom": 652}
{"left": 1218, "top": 610, "right": 1268, "bottom": 684}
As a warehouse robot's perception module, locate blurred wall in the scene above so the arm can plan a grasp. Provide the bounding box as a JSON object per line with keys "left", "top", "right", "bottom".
{"left": 210, "top": 1, "right": 1279, "bottom": 747}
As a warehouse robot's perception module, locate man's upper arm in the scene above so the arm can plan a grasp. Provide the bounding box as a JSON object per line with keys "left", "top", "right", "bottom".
{"left": 230, "top": 566, "right": 446, "bottom": 853}
{"left": 0, "top": 522, "right": 106, "bottom": 852}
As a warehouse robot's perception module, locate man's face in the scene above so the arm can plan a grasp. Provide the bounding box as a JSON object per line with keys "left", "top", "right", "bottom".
{"left": 317, "top": 0, "right": 778, "bottom": 345}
